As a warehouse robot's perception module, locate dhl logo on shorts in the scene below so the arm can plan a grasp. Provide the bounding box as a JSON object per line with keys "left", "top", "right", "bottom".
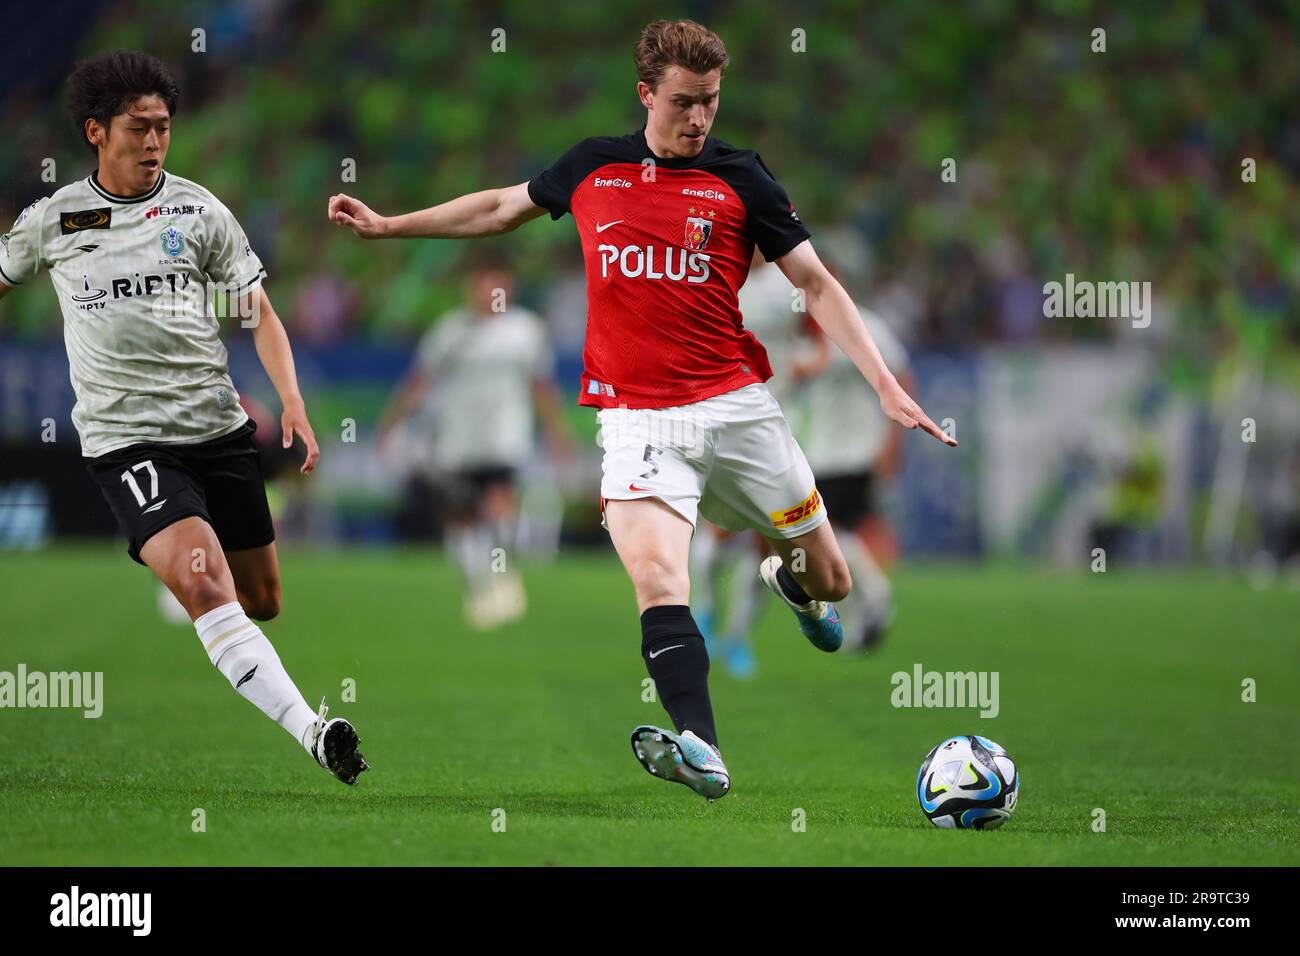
{"left": 770, "top": 487, "right": 822, "bottom": 529}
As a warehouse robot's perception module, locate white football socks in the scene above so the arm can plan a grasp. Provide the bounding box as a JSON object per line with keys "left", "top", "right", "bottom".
{"left": 193, "top": 601, "right": 318, "bottom": 751}
{"left": 722, "top": 551, "right": 766, "bottom": 640}
{"left": 838, "top": 530, "right": 892, "bottom": 617}
{"left": 449, "top": 523, "right": 494, "bottom": 597}
{"left": 688, "top": 527, "right": 730, "bottom": 623}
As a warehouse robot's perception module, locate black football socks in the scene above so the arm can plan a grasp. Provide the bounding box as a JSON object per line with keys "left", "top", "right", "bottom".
{"left": 776, "top": 562, "right": 814, "bottom": 605}
{"left": 640, "top": 604, "right": 719, "bottom": 750}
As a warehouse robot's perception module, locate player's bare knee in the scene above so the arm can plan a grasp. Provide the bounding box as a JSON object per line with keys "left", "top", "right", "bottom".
{"left": 628, "top": 555, "right": 688, "bottom": 606}
{"left": 808, "top": 562, "right": 852, "bottom": 603}
{"left": 825, "top": 566, "right": 853, "bottom": 603}
{"left": 174, "top": 573, "right": 229, "bottom": 618}
{"left": 244, "top": 586, "right": 281, "bottom": 621}
{"left": 636, "top": 577, "right": 688, "bottom": 607}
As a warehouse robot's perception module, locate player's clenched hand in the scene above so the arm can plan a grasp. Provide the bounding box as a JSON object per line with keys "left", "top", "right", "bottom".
{"left": 879, "top": 379, "right": 957, "bottom": 447}
{"left": 281, "top": 400, "right": 321, "bottom": 474}
{"left": 328, "top": 193, "right": 388, "bottom": 239}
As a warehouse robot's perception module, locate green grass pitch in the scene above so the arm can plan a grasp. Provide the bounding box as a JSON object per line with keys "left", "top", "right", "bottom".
{"left": 1, "top": 546, "right": 1296, "bottom": 865}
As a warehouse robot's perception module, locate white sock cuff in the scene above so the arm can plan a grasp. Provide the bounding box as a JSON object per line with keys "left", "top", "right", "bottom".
{"left": 194, "top": 601, "right": 260, "bottom": 665}
{"left": 193, "top": 600, "right": 245, "bottom": 632}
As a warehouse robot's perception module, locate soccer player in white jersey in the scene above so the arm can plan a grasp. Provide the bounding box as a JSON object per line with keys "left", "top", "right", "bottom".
{"left": 689, "top": 253, "right": 830, "bottom": 677}
{"left": 696, "top": 257, "right": 912, "bottom": 661}
{"left": 329, "top": 20, "right": 954, "bottom": 800}
{"left": 0, "top": 52, "right": 366, "bottom": 785}
{"left": 378, "top": 259, "right": 570, "bottom": 629}
{"left": 801, "top": 300, "right": 912, "bottom": 651}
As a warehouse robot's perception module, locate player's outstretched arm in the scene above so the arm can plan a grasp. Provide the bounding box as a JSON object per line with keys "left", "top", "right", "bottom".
{"left": 328, "top": 182, "right": 547, "bottom": 240}
{"left": 245, "top": 286, "right": 321, "bottom": 474}
{"left": 775, "top": 240, "right": 957, "bottom": 448}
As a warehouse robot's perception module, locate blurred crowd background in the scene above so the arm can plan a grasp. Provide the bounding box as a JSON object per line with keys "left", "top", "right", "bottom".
{"left": 1, "top": 0, "right": 1298, "bottom": 574}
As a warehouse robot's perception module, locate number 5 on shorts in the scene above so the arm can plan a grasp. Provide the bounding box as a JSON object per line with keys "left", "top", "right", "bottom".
{"left": 640, "top": 444, "right": 664, "bottom": 480}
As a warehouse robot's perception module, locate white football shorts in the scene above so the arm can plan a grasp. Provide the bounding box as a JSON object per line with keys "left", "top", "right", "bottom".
{"left": 597, "top": 382, "right": 827, "bottom": 539}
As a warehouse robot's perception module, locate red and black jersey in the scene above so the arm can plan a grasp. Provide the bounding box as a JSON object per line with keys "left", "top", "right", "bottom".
{"left": 528, "top": 127, "right": 811, "bottom": 409}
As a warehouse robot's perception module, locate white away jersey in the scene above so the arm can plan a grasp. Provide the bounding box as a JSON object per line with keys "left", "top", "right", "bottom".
{"left": 737, "top": 261, "right": 812, "bottom": 407}
{"left": 800, "top": 306, "right": 910, "bottom": 475}
{"left": 415, "top": 306, "right": 554, "bottom": 469}
{"left": 0, "top": 171, "right": 267, "bottom": 456}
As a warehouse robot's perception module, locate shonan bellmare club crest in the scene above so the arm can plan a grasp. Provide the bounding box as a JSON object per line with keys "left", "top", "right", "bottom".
{"left": 160, "top": 225, "right": 186, "bottom": 258}
{"left": 684, "top": 207, "right": 716, "bottom": 251}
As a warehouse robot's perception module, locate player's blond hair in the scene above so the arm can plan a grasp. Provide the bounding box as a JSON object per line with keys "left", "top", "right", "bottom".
{"left": 635, "top": 19, "right": 730, "bottom": 90}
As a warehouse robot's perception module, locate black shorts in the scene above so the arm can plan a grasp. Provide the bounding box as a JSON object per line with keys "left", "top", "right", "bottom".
{"left": 816, "top": 470, "right": 877, "bottom": 528}
{"left": 443, "top": 465, "right": 517, "bottom": 519}
{"left": 86, "top": 420, "right": 275, "bottom": 565}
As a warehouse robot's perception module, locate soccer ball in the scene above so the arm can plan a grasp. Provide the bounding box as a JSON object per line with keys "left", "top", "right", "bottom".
{"left": 917, "top": 735, "right": 1019, "bottom": 829}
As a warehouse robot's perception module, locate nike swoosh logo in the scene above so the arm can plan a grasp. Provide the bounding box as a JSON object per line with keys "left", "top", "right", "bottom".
{"left": 595, "top": 220, "right": 624, "bottom": 233}
{"left": 648, "top": 644, "right": 684, "bottom": 659}
{"left": 628, "top": 483, "right": 652, "bottom": 492}
{"left": 142, "top": 498, "right": 168, "bottom": 514}
{"left": 236, "top": 665, "right": 258, "bottom": 689}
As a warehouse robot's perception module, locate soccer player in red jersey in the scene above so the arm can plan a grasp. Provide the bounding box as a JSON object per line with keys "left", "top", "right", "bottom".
{"left": 329, "top": 19, "right": 955, "bottom": 800}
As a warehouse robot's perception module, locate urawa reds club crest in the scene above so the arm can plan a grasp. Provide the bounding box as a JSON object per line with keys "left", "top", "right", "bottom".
{"left": 683, "top": 213, "right": 714, "bottom": 251}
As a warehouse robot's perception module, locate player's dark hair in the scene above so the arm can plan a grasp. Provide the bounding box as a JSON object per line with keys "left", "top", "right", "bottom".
{"left": 635, "top": 19, "right": 729, "bottom": 90}
{"left": 66, "top": 51, "right": 179, "bottom": 154}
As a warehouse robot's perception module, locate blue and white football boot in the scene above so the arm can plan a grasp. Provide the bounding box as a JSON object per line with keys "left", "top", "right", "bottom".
{"left": 630, "top": 725, "right": 730, "bottom": 800}
{"left": 758, "top": 555, "right": 843, "bottom": 652}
